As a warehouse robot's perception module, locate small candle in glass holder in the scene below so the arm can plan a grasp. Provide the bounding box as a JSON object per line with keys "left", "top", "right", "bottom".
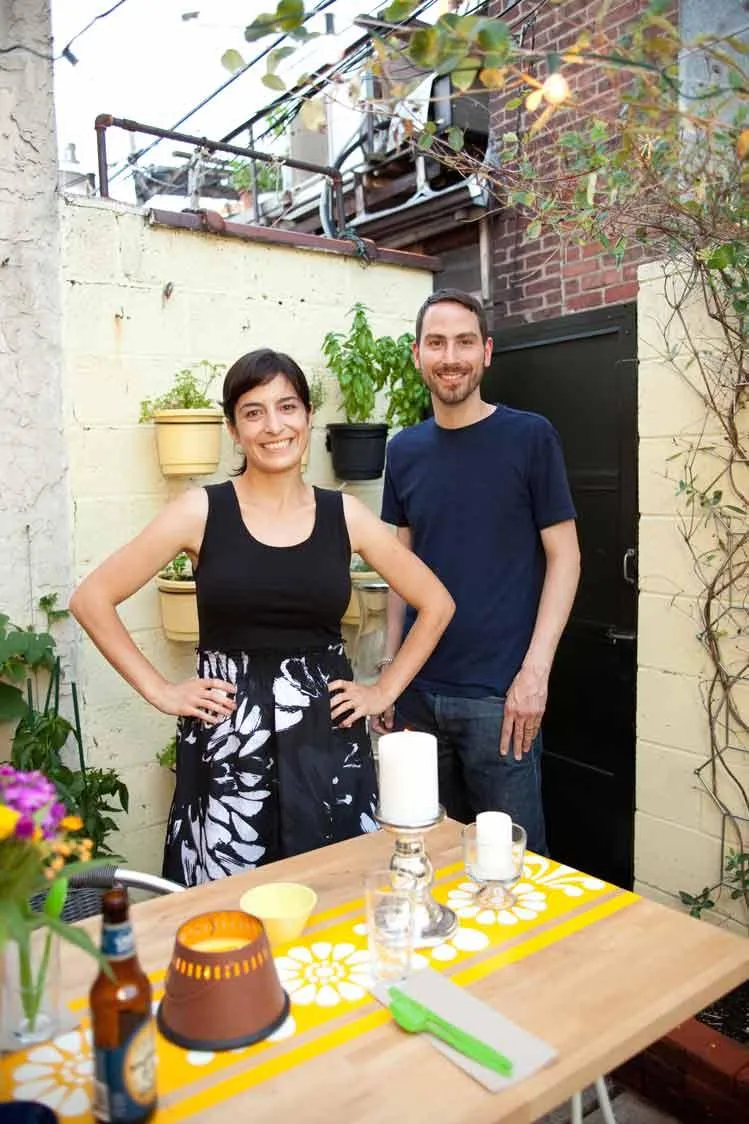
{"left": 475, "top": 811, "right": 515, "bottom": 880}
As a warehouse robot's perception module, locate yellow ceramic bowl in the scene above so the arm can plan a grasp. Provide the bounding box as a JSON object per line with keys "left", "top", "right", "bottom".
{"left": 239, "top": 882, "right": 317, "bottom": 946}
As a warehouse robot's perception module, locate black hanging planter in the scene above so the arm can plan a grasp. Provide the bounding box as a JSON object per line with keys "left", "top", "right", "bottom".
{"left": 326, "top": 423, "right": 389, "bottom": 481}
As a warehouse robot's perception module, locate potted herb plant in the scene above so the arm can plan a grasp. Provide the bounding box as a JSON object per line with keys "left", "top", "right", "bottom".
{"left": 230, "top": 157, "right": 283, "bottom": 212}
{"left": 322, "top": 304, "right": 420, "bottom": 480}
{"left": 139, "top": 360, "right": 225, "bottom": 477}
{"left": 156, "top": 553, "right": 198, "bottom": 643}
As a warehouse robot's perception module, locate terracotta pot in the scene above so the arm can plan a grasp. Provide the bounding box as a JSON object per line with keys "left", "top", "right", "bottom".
{"left": 152, "top": 408, "right": 223, "bottom": 476}
{"left": 156, "top": 578, "right": 198, "bottom": 643}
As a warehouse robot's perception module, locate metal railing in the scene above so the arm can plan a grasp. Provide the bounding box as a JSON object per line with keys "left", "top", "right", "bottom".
{"left": 94, "top": 114, "right": 347, "bottom": 232}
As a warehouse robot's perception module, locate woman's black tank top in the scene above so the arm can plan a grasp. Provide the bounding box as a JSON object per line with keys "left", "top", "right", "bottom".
{"left": 195, "top": 482, "right": 352, "bottom": 652}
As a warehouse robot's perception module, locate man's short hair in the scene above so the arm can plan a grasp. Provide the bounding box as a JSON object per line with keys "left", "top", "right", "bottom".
{"left": 415, "top": 289, "right": 488, "bottom": 344}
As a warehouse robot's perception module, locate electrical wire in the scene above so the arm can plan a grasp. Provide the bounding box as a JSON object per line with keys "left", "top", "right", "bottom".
{"left": 1, "top": 0, "right": 134, "bottom": 63}
{"left": 60, "top": 0, "right": 133, "bottom": 65}
{"left": 108, "top": 0, "right": 338, "bottom": 184}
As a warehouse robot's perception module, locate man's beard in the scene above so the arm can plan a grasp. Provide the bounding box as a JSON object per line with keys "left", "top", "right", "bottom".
{"left": 424, "top": 364, "right": 484, "bottom": 405}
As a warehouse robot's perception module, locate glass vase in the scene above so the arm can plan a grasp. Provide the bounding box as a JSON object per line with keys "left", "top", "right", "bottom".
{"left": 2, "top": 930, "right": 62, "bottom": 1048}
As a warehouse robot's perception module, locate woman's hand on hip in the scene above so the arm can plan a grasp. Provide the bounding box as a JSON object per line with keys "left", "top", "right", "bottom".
{"left": 329, "top": 680, "right": 388, "bottom": 729}
{"left": 154, "top": 678, "right": 237, "bottom": 724}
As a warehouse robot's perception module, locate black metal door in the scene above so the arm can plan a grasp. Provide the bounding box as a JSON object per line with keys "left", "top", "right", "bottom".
{"left": 483, "top": 304, "right": 637, "bottom": 888}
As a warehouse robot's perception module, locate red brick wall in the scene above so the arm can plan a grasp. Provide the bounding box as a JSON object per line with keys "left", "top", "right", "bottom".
{"left": 488, "top": 0, "right": 659, "bottom": 326}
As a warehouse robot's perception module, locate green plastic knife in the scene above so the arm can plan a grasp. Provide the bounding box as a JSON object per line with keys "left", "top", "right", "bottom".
{"left": 388, "top": 986, "right": 514, "bottom": 1078}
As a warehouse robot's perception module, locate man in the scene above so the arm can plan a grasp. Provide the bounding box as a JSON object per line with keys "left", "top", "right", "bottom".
{"left": 374, "top": 289, "right": 580, "bottom": 855}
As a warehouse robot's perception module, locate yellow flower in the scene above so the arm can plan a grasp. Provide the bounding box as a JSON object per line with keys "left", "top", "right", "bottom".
{"left": 60, "top": 815, "right": 83, "bottom": 832}
{"left": 0, "top": 805, "right": 20, "bottom": 840}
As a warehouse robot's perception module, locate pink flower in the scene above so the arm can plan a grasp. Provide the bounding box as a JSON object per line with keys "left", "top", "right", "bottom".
{"left": 14, "top": 815, "right": 35, "bottom": 840}
{"left": 0, "top": 769, "right": 65, "bottom": 838}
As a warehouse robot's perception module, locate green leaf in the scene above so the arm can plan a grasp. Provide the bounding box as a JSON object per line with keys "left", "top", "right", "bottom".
{"left": 267, "top": 46, "right": 296, "bottom": 73}
{"left": 451, "top": 59, "right": 480, "bottom": 92}
{"left": 221, "top": 49, "right": 246, "bottom": 73}
{"left": 276, "top": 0, "right": 305, "bottom": 31}
{"left": 42, "top": 915, "right": 114, "bottom": 979}
{"left": 477, "top": 21, "right": 510, "bottom": 54}
{"left": 409, "top": 27, "right": 441, "bottom": 70}
{"left": 447, "top": 126, "right": 464, "bottom": 152}
{"left": 0, "top": 681, "right": 28, "bottom": 722}
{"left": 707, "top": 244, "right": 735, "bottom": 271}
{"left": 262, "top": 73, "right": 286, "bottom": 91}
{"left": 384, "top": 0, "right": 420, "bottom": 20}
{"left": 416, "top": 132, "right": 434, "bottom": 151}
{"left": 245, "top": 14, "right": 280, "bottom": 42}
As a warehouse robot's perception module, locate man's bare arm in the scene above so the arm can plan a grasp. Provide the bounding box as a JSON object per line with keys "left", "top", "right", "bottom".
{"left": 499, "top": 519, "right": 581, "bottom": 760}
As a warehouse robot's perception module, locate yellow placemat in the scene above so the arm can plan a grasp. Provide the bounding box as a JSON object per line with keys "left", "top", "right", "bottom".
{"left": 1, "top": 855, "right": 636, "bottom": 1123}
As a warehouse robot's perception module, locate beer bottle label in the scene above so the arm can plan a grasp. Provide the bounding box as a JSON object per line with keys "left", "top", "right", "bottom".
{"left": 101, "top": 921, "right": 136, "bottom": 962}
{"left": 94, "top": 1011, "right": 157, "bottom": 1123}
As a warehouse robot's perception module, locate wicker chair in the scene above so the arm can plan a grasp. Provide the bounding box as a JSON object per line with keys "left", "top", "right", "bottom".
{"left": 33, "top": 866, "right": 184, "bottom": 923}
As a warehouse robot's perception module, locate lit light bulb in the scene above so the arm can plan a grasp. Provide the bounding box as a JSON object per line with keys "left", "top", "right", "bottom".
{"left": 542, "top": 72, "right": 570, "bottom": 105}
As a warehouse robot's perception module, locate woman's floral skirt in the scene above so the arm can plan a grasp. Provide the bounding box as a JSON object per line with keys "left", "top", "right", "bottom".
{"left": 162, "top": 643, "right": 379, "bottom": 887}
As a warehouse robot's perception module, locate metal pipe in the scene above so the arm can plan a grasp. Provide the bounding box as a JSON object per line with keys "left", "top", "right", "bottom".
{"left": 94, "top": 113, "right": 343, "bottom": 199}
{"left": 95, "top": 114, "right": 110, "bottom": 197}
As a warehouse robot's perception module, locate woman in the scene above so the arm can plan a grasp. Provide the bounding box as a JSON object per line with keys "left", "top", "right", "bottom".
{"left": 70, "top": 348, "right": 454, "bottom": 886}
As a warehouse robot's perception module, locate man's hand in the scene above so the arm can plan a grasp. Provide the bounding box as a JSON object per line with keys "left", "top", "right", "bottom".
{"left": 499, "top": 665, "right": 548, "bottom": 761}
{"left": 370, "top": 706, "right": 395, "bottom": 735}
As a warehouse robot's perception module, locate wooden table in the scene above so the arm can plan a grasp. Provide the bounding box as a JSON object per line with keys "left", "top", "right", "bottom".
{"left": 6, "top": 822, "right": 749, "bottom": 1124}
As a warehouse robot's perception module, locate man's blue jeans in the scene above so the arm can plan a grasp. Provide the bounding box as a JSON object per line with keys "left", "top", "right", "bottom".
{"left": 395, "top": 685, "right": 548, "bottom": 856}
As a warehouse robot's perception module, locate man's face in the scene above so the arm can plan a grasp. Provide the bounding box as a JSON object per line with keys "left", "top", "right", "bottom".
{"left": 413, "top": 301, "right": 493, "bottom": 407}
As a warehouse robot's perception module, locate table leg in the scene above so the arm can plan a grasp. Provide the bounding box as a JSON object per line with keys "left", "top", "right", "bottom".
{"left": 570, "top": 1078, "right": 618, "bottom": 1124}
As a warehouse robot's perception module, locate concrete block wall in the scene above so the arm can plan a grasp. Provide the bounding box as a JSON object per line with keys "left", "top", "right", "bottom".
{"left": 0, "top": 0, "right": 76, "bottom": 761}
{"left": 636, "top": 260, "right": 748, "bottom": 934}
{"left": 60, "top": 196, "right": 432, "bottom": 872}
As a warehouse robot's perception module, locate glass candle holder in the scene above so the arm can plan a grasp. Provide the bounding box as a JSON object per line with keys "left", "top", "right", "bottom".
{"left": 462, "top": 820, "right": 527, "bottom": 910}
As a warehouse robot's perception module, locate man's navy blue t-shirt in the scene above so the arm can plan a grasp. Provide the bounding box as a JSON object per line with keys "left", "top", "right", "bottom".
{"left": 380, "top": 406, "right": 576, "bottom": 698}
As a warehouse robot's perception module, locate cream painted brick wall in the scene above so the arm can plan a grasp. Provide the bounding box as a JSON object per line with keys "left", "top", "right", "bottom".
{"left": 636, "top": 261, "right": 749, "bottom": 932}
{"left": 61, "top": 197, "right": 432, "bottom": 872}
{"left": 0, "top": 0, "right": 75, "bottom": 719}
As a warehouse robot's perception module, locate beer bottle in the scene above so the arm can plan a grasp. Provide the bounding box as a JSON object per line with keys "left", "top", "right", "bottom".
{"left": 90, "top": 885, "right": 157, "bottom": 1123}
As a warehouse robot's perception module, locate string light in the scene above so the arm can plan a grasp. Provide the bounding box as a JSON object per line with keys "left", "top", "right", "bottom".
{"left": 541, "top": 71, "right": 570, "bottom": 105}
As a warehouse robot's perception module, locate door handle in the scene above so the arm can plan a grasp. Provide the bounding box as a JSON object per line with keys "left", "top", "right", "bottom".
{"left": 623, "top": 548, "right": 637, "bottom": 586}
{"left": 606, "top": 627, "right": 636, "bottom": 645}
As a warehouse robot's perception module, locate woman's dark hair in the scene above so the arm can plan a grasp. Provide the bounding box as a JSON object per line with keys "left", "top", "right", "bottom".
{"left": 223, "top": 349, "right": 311, "bottom": 475}
{"left": 222, "top": 348, "right": 311, "bottom": 423}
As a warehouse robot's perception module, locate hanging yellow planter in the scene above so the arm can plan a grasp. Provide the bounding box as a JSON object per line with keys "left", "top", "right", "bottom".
{"left": 152, "top": 408, "right": 224, "bottom": 476}
{"left": 157, "top": 577, "right": 199, "bottom": 643}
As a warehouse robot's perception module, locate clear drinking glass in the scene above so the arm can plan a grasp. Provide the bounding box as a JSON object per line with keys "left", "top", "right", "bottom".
{"left": 364, "top": 869, "right": 416, "bottom": 984}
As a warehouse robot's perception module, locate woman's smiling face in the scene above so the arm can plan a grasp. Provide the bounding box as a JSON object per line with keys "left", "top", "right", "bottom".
{"left": 230, "top": 374, "right": 310, "bottom": 473}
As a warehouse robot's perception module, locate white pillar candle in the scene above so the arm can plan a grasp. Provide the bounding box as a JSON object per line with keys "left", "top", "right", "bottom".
{"left": 377, "top": 731, "right": 439, "bottom": 826}
{"left": 475, "top": 811, "right": 515, "bottom": 881}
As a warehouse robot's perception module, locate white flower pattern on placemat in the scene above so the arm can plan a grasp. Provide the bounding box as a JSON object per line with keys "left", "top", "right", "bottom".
{"left": 446, "top": 880, "right": 548, "bottom": 926}
{"left": 275, "top": 942, "right": 371, "bottom": 1007}
{"left": 523, "top": 855, "right": 606, "bottom": 895}
{"left": 11, "top": 1029, "right": 93, "bottom": 1116}
{"left": 183, "top": 1013, "right": 298, "bottom": 1068}
{"left": 428, "top": 926, "right": 490, "bottom": 962}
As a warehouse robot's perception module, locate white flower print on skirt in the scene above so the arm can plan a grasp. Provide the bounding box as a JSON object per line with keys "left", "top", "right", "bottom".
{"left": 162, "top": 643, "right": 378, "bottom": 886}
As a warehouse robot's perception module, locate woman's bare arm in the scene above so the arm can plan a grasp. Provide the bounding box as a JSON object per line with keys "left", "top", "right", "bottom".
{"left": 70, "top": 488, "right": 235, "bottom": 722}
